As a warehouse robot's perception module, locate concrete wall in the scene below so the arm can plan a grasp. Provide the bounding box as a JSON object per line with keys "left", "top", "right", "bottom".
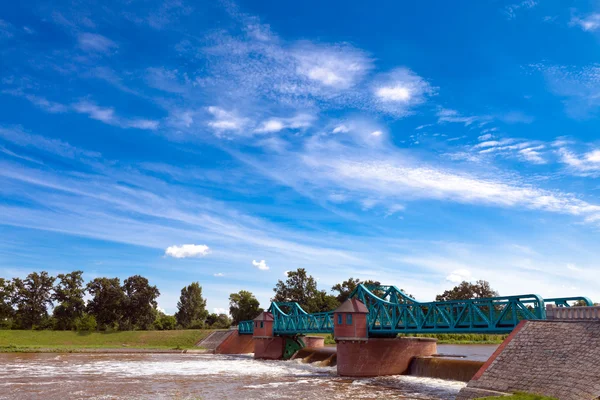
{"left": 215, "top": 331, "right": 255, "bottom": 354}
{"left": 253, "top": 337, "right": 284, "bottom": 360}
{"left": 457, "top": 320, "right": 600, "bottom": 400}
{"left": 546, "top": 304, "right": 600, "bottom": 320}
{"left": 336, "top": 337, "right": 437, "bottom": 377}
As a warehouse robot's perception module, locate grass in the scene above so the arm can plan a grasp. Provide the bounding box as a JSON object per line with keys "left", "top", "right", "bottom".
{"left": 0, "top": 329, "right": 213, "bottom": 352}
{"left": 477, "top": 393, "right": 557, "bottom": 400}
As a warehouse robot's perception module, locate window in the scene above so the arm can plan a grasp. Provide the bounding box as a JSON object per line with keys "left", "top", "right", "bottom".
{"left": 337, "top": 314, "right": 342, "bottom": 325}
{"left": 255, "top": 322, "right": 258, "bottom": 328}
{"left": 346, "top": 314, "right": 353, "bottom": 325}
{"left": 260, "top": 321, "right": 264, "bottom": 328}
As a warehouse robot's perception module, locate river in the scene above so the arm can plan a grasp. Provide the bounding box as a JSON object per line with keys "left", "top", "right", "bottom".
{"left": 0, "top": 345, "right": 497, "bottom": 400}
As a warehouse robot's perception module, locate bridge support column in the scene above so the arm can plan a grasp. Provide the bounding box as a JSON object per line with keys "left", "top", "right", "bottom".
{"left": 252, "top": 311, "right": 285, "bottom": 360}
{"left": 333, "top": 298, "right": 437, "bottom": 377}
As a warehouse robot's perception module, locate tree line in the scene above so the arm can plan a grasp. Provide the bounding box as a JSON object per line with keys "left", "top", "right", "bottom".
{"left": 6, "top": 267, "right": 578, "bottom": 332}
{"left": 0, "top": 271, "right": 249, "bottom": 331}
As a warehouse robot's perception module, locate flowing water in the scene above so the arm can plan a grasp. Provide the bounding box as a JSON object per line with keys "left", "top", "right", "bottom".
{"left": 1, "top": 353, "right": 466, "bottom": 400}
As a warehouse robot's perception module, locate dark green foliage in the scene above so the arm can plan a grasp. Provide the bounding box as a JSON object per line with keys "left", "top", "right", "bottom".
{"left": 122, "top": 275, "right": 160, "bottom": 330}
{"left": 86, "top": 277, "right": 126, "bottom": 330}
{"left": 229, "top": 290, "right": 262, "bottom": 325}
{"left": 153, "top": 312, "right": 177, "bottom": 330}
{"left": 273, "top": 268, "right": 339, "bottom": 313}
{"left": 12, "top": 272, "right": 56, "bottom": 329}
{"left": 436, "top": 280, "right": 499, "bottom": 302}
{"left": 206, "top": 313, "right": 232, "bottom": 329}
{"left": 53, "top": 271, "right": 86, "bottom": 330}
{"left": 75, "top": 314, "right": 97, "bottom": 332}
{"left": 175, "top": 282, "right": 208, "bottom": 328}
{"left": 331, "top": 278, "right": 383, "bottom": 302}
{"left": 0, "top": 278, "right": 15, "bottom": 327}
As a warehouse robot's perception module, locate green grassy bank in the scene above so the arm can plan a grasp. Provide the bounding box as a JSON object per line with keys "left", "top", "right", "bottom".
{"left": 0, "top": 329, "right": 212, "bottom": 352}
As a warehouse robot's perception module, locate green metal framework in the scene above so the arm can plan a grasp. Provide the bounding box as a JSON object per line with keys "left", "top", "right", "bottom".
{"left": 238, "top": 320, "right": 254, "bottom": 334}
{"left": 237, "top": 284, "right": 592, "bottom": 336}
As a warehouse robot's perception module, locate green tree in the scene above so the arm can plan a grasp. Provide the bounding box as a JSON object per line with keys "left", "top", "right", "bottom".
{"left": 229, "top": 290, "right": 263, "bottom": 325}
{"left": 12, "top": 272, "right": 56, "bottom": 329}
{"left": 0, "top": 278, "right": 15, "bottom": 327}
{"left": 86, "top": 277, "right": 126, "bottom": 330}
{"left": 273, "top": 268, "right": 338, "bottom": 313}
{"left": 75, "top": 313, "right": 97, "bottom": 332}
{"left": 435, "top": 280, "right": 499, "bottom": 302}
{"left": 122, "top": 275, "right": 160, "bottom": 330}
{"left": 175, "top": 282, "right": 208, "bottom": 328}
{"left": 206, "top": 313, "right": 232, "bottom": 329}
{"left": 154, "top": 312, "right": 177, "bottom": 330}
{"left": 273, "top": 268, "right": 318, "bottom": 311}
{"left": 308, "top": 290, "right": 340, "bottom": 312}
{"left": 53, "top": 270, "right": 86, "bottom": 330}
{"left": 331, "top": 278, "right": 385, "bottom": 302}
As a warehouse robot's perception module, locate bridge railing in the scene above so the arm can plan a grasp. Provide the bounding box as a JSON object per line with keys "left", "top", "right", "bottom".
{"left": 269, "top": 302, "right": 334, "bottom": 334}
{"left": 351, "top": 284, "right": 550, "bottom": 335}
{"left": 238, "top": 320, "right": 254, "bottom": 335}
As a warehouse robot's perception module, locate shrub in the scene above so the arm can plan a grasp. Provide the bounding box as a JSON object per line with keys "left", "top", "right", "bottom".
{"left": 75, "top": 314, "right": 97, "bottom": 332}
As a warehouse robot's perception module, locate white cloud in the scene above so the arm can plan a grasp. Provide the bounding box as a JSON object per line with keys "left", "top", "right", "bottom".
{"left": 376, "top": 86, "right": 411, "bottom": 102}
{"left": 370, "top": 130, "right": 383, "bottom": 137}
{"left": 437, "top": 108, "right": 480, "bottom": 126}
{"left": 504, "top": 0, "right": 537, "bottom": 19}
{"left": 213, "top": 273, "right": 225, "bottom": 277}
{"left": 532, "top": 63, "right": 600, "bottom": 118}
{"left": 300, "top": 145, "right": 600, "bottom": 221}
{"left": 255, "top": 114, "right": 314, "bottom": 133}
{"left": 165, "top": 244, "right": 211, "bottom": 258}
{"left": 446, "top": 269, "right": 472, "bottom": 283}
{"left": 73, "top": 101, "right": 159, "bottom": 130}
{"left": 213, "top": 307, "right": 228, "bottom": 315}
{"left": 293, "top": 43, "right": 372, "bottom": 89}
{"left": 252, "top": 259, "right": 269, "bottom": 270}
{"left": 571, "top": 13, "right": 600, "bottom": 32}
{"left": 78, "top": 33, "right": 117, "bottom": 53}
{"left": 518, "top": 146, "right": 546, "bottom": 164}
{"left": 557, "top": 147, "right": 600, "bottom": 174}
{"left": 332, "top": 125, "right": 350, "bottom": 134}
{"left": 206, "top": 106, "right": 247, "bottom": 134}
{"left": 478, "top": 134, "right": 494, "bottom": 141}
{"left": 373, "top": 68, "right": 435, "bottom": 115}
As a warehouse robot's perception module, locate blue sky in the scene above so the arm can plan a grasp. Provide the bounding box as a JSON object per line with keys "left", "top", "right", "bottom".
{"left": 2, "top": 0, "right": 600, "bottom": 314}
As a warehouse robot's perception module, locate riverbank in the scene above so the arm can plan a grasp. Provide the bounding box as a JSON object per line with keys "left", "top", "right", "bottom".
{"left": 0, "top": 329, "right": 212, "bottom": 352}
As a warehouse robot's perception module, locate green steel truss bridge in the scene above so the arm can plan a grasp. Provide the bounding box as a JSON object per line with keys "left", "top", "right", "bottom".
{"left": 237, "top": 284, "right": 592, "bottom": 337}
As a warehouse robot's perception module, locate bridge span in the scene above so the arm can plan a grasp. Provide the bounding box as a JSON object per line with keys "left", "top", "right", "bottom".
{"left": 237, "top": 284, "right": 591, "bottom": 336}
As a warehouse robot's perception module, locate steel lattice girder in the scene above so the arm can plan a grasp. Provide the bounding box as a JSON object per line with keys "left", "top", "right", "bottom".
{"left": 237, "top": 285, "right": 592, "bottom": 336}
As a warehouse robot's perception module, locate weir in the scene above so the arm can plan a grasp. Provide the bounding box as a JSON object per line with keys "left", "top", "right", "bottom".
{"left": 228, "top": 284, "right": 593, "bottom": 378}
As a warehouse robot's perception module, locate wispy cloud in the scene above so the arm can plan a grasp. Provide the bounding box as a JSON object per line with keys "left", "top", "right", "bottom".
{"left": 206, "top": 106, "right": 248, "bottom": 135}
{"left": 504, "top": 0, "right": 537, "bottom": 19}
{"left": 254, "top": 113, "right": 314, "bottom": 133}
{"left": 73, "top": 101, "right": 159, "bottom": 130}
{"left": 557, "top": 147, "right": 600, "bottom": 175}
{"left": 570, "top": 13, "right": 600, "bottom": 32}
{"left": 531, "top": 63, "right": 600, "bottom": 118}
{"left": 77, "top": 33, "right": 118, "bottom": 53}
